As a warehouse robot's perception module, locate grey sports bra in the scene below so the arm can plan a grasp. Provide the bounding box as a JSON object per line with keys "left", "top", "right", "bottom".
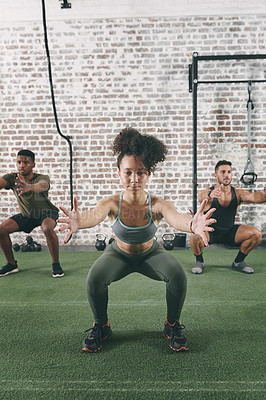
{"left": 111, "top": 192, "right": 158, "bottom": 244}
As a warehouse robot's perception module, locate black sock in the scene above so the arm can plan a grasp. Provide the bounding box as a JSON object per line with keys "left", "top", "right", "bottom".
{"left": 234, "top": 251, "right": 247, "bottom": 264}
{"left": 195, "top": 253, "right": 204, "bottom": 263}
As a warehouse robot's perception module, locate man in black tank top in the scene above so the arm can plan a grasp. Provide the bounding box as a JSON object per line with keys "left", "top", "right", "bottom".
{"left": 190, "top": 160, "right": 266, "bottom": 274}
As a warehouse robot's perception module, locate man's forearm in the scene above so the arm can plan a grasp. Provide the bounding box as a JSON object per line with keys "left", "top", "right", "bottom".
{"left": 253, "top": 191, "right": 266, "bottom": 203}
{"left": 30, "top": 181, "right": 49, "bottom": 193}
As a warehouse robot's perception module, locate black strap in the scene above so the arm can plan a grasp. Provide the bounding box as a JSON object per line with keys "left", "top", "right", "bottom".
{"left": 241, "top": 82, "right": 257, "bottom": 185}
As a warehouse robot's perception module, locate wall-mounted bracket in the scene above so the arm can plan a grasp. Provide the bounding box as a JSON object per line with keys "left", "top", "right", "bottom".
{"left": 60, "top": 0, "right": 71, "bottom": 9}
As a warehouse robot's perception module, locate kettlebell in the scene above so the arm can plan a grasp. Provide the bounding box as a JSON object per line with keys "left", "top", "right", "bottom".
{"left": 95, "top": 234, "right": 106, "bottom": 251}
{"left": 162, "top": 233, "right": 175, "bottom": 250}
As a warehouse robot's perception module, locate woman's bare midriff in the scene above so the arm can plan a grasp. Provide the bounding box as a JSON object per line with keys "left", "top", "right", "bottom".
{"left": 116, "top": 238, "right": 154, "bottom": 254}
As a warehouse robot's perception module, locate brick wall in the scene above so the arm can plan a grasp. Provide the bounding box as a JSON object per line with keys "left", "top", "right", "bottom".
{"left": 0, "top": 14, "right": 265, "bottom": 247}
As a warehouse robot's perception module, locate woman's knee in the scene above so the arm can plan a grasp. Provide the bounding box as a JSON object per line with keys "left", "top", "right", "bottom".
{"left": 174, "top": 264, "right": 187, "bottom": 287}
{"left": 163, "top": 258, "right": 187, "bottom": 286}
{"left": 87, "top": 263, "right": 106, "bottom": 289}
{"left": 86, "top": 255, "right": 116, "bottom": 291}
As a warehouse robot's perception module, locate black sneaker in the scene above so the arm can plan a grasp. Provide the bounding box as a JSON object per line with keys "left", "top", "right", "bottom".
{"left": 163, "top": 319, "right": 189, "bottom": 351}
{"left": 0, "top": 262, "right": 19, "bottom": 277}
{"left": 82, "top": 321, "right": 112, "bottom": 352}
{"left": 52, "top": 263, "right": 64, "bottom": 278}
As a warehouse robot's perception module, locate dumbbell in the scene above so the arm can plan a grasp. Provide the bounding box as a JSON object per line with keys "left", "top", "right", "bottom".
{"left": 28, "top": 240, "right": 42, "bottom": 252}
{"left": 162, "top": 233, "right": 175, "bottom": 250}
{"left": 13, "top": 243, "right": 20, "bottom": 252}
{"left": 19, "top": 236, "right": 42, "bottom": 252}
{"left": 21, "top": 243, "right": 29, "bottom": 252}
{"left": 26, "top": 236, "right": 33, "bottom": 245}
{"left": 35, "top": 243, "right": 42, "bottom": 252}
{"left": 95, "top": 234, "right": 106, "bottom": 251}
{"left": 20, "top": 236, "right": 30, "bottom": 252}
{"left": 20, "top": 236, "right": 33, "bottom": 252}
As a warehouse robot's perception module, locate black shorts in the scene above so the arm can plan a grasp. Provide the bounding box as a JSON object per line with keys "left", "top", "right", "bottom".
{"left": 10, "top": 211, "right": 59, "bottom": 234}
{"left": 208, "top": 225, "right": 240, "bottom": 247}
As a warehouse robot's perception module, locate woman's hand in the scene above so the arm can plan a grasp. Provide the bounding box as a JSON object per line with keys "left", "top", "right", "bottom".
{"left": 191, "top": 199, "right": 216, "bottom": 246}
{"left": 58, "top": 196, "right": 81, "bottom": 243}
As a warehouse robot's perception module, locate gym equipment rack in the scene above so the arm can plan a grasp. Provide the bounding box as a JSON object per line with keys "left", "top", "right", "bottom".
{"left": 188, "top": 53, "right": 266, "bottom": 214}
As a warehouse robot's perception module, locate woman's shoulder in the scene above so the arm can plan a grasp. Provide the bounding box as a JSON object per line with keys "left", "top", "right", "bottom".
{"left": 102, "top": 193, "right": 120, "bottom": 220}
{"left": 149, "top": 193, "right": 161, "bottom": 202}
{"left": 110, "top": 193, "right": 121, "bottom": 202}
{"left": 149, "top": 193, "right": 166, "bottom": 208}
{"left": 99, "top": 193, "right": 120, "bottom": 205}
{"left": 149, "top": 193, "right": 176, "bottom": 212}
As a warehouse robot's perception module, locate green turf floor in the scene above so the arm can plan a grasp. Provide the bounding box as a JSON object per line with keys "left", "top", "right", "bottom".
{"left": 0, "top": 249, "right": 265, "bottom": 400}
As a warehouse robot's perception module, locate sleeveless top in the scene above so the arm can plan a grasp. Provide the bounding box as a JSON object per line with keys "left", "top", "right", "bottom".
{"left": 206, "top": 186, "right": 238, "bottom": 233}
{"left": 111, "top": 192, "right": 158, "bottom": 244}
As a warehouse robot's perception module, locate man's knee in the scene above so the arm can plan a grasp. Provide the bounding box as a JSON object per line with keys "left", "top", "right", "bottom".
{"left": 0, "top": 225, "right": 7, "bottom": 239}
{"left": 42, "top": 223, "right": 56, "bottom": 237}
{"left": 237, "top": 227, "right": 262, "bottom": 249}
{"left": 244, "top": 227, "right": 262, "bottom": 243}
{"left": 190, "top": 233, "right": 205, "bottom": 250}
{"left": 253, "top": 228, "right": 262, "bottom": 243}
{"left": 0, "top": 221, "right": 17, "bottom": 238}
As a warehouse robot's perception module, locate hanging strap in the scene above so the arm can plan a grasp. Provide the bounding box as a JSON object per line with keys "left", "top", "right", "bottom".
{"left": 246, "top": 81, "right": 254, "bottom": 161}
{"left": 240, "top": 82, "right": 257, "bottom": 185}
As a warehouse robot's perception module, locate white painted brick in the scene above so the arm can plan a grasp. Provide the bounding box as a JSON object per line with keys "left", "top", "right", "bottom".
{"left": 0, "top": 13, "right": 265, "bottom": 247}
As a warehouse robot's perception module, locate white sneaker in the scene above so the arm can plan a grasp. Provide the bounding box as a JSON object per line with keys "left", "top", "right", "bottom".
{"left": 232, "top": 261, "right": 254, "bottom": 274}
{"left": 192, "top": 261, "right": 204, "bottom": 274}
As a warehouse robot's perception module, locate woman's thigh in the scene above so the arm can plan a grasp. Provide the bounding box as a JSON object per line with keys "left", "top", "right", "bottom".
{"left": 87, "top": 246, "right": 133, "bottom": 286}
{"left": 135, "top": 244, "right": 185, "bottom": 283}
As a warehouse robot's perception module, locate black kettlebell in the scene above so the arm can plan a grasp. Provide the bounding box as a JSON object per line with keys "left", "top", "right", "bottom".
{"left": 95, "top": 234, "right": 106, "bottom": 251}
{"left": 162, "top": 234, "right": 175, "bottom": 250}
{"left": 13, "top": 243, "right": 20, "bottom": 252}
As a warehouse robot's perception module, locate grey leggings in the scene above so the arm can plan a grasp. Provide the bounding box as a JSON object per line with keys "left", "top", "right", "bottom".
{"left": 87, "top": 240, "right": 187, "bottom": 324}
